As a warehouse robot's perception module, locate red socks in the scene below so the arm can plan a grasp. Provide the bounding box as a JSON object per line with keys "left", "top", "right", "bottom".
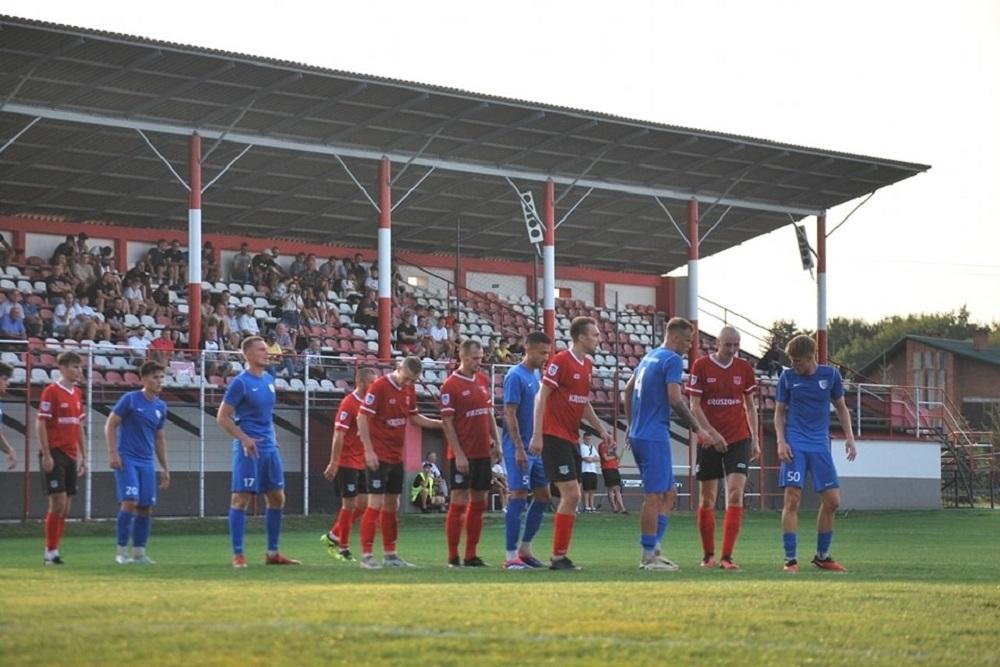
{"left": 380, "top": 509, "right": 398, "bottom": 553}
{"left": 446, "top": 503, "right": 466, "bottom": 561}
{"left": 721, "top": 507, "right": 744, "bottom": 558}
{"left": 334, "top": 508, "right": 352, "bottom": 548}
{"left": 464, "top": 501, "right": 486, "bottom": 560}
{"left": 360, "top": 507, "right": 379, "bottom": 555}
{"left": 697, "top": 507, "right": 716, "bottom": 557}
{"left": 552, "top": 512, "right": 575, "bottom": 557}
{"left": 45, "top": 512, "right": 62, "bottom": 551}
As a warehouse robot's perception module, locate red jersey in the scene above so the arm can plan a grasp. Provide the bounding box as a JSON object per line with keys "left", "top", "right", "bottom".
{"left": 359, "top": 374, "right": 417, "bottom": 464}
{"left": 687, "top": 355, "right": 757, "bottom": 445}
{"left": 38, "top": 382, "right": 85, "bottom": 457}
{"left": 597, "top": 441, "right": 620, "bottom": 471}
{"left": 541, "top": 349, "right": 592, "bottom": 443}
{"left": 440, "top": 370, "right": 494, "bottom": 460}
{"left": 334, "top": 390, "right": 365, "bottom": 470}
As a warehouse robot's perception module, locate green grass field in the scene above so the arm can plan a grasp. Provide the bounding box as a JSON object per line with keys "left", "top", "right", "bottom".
{"left": 1, "top": 510, "right": 998, "bottom": 666}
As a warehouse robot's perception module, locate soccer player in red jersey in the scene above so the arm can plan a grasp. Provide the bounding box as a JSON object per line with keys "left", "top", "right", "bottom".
{"left": 357, "top": 356, "right": 441, "bottom": 569}
{"left": 529, "top": 317, "right": 612, "bottom": 570}
{"left": 37, "top": 352, "right": 87, "bottom": 565}
{"left": 441, "top": 339, "right": 501, "bottom": 568}
{"left": 688, "top": 326, "right": 760, "bottom": 570}
{"left": 322, "top": 366, "right": 378, "bottom": 562}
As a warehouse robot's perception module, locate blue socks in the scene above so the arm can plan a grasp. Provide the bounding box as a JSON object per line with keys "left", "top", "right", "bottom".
{"left": 640, "top": 533, "right": 657, "bottom": 558}
{"left": 656, "top": 514, "right": 668, "bottom": 544}
{"left": 505, "top": 497, "right": 527, "bottom": 552}
{"left": 229, "top": 507, "right": 246, "bottom": 555}
{"left": 132, "top": 514, "right": 151, "bottom": 549}
{"left": 783, "top": 532, "right": 797, "bottom": 560}
{"left": 523, "top": 499, "right": 545, "bottom": 545}
{"left": 817, "top": 531, "right": 833, "bottom": 559}
{"left": 266, "top": 508, "right": 282, "bottom": 553}
{"left": 116, "top": 510, "right": 134, "bottom": 547}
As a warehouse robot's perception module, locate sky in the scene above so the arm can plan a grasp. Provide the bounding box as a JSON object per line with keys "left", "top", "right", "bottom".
{"left": 3, "top": 0, "right": 998, "bottom": 339}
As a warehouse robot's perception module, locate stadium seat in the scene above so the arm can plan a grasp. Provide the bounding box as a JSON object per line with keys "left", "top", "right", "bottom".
{"left": 11, "top": 368, "right": 26, "bottom": 384}
{"left": 289, "top": 378, "right": 305, "bottom": 392}
{"left": 30, "top": 368, "right": 51, "bottom": 384}
{"left": 274, "top": 378, "right": 290, "bottom": 391}
{"left": 1, "top": 351, "right": 22, "bottom": 366}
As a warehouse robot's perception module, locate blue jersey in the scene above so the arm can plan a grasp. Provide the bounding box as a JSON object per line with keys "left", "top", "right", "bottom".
{"left": 222, "top": 370, "right": 278, "bottom": 450}
{"left": 112, "top": 390, "right": 167, "bottom": 461}
{"left": 629, "top": 347, "right": 684, "bottom": 442}
{"left": 775, "top": 365, "right": 844, "bottom": 452}
{"left": 502, "top": 363, "right": 540, "bottom": 457}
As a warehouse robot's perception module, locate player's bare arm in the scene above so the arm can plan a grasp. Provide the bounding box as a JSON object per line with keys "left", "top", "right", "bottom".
{"left": 529, "top": 383, "right": 553, "bottom": 455}
{"left": 104, "top": 412, "right": 123, "bottom": 470}
{"left": 324, "top": 430, "right": 344, "bottom": 480}
{"left": 356, "top": 413, "right": 379, "bottom": 471}
{"left": 745, "top": 393, "right": 761, "bottom": 461}
{"left": 774, "top": 402, "right": 792, "bottom": 462}
{"left": 667, "top": 383, "right": 707, "bottom": 443}
{"left": 155, "top": 429, "right": 170, "bottom": 489}
{"left": 623, "top": 374, "right": 635, "bottom": 446}
{"left": 36, "top": 416, "right": 54, "bottom": 473}
{"left": 583, "top": 402, "right": 611, "bottom": 446}
{"left": 0, "top": 431, "right": 17, "bottom": 470}
{"left": 688, "top": 394, "right": 726, "bottom": 452}
{"left": 833, "top": 397, "right": 858, "bottom": 461}
{"left": 504, "top": 403, "right": 527, "bottom": 470}
{"left": 216, "top": 402, "right": 257, "bottom": 457}
{"left": 76, "top": 423, "right": 87, "bottom": 475}
{"left": 410, "top": 413, "right": 441, "bottom": 430}
{"left": 441, "top": 415, "right": 468, "bottom": 474}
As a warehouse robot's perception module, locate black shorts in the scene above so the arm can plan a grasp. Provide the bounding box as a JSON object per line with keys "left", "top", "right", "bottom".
{"left": 581, "top": 472, "right": 599, "bottom": 491}
{"left": 602, "top": 468, "right": 622, "bottom": 488}
{"left": 696, "top": 438, "right": 752, "bottom": 481}
{"left": 366, "top": 461, "right": 404, "bottom": 495}
{"left": 335, "top": 467, "right": 368, "bottom": 498}
{"left": 448, "top": 457, "right": 492, "bottom": 492}
{"left": 542, "top": 435, "right": 581, "bottom": 483}
{"left": 41, "top": 449, "right": 77, "bottom": 496}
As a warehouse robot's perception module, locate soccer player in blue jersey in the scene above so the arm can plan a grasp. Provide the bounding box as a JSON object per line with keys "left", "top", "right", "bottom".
{"left": 624, "top": 317, "right": 719, "bottom": 571}
{"left": 216, "top": 335, "right": 299, "bottom": 568}
{"left": 500, "top": 331, "right": 551, "bottom": 570}
{"left": 775, "top": 335, "right": 857, "bottom": 573}
{"left": 104, "top": 361, "right": 170, "bottom": 565}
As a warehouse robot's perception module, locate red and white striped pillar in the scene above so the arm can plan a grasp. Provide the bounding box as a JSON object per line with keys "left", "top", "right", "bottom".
{"left": 542, "top": 180, "right": 556, "bottom": 342}
{"left": 188, "top": 133, "right": 202, "bottom": 352}
{"left": 817, "top": 212, "right": 828, "bottom": 365}
{"left": 377, "top": 156, "right": 393, "bottom": 359}
{"left": 687, "top": 198, "right": 700, "bottom": 358}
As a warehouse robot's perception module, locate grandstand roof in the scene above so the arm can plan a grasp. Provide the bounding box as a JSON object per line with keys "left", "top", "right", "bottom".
{"left": 0, "top": 15, "right": 930, "bottom": 275}
{"left": 865, "top": 335, "right": 1000, "bottom": 371}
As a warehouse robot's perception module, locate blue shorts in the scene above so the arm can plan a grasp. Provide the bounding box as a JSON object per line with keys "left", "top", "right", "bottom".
{"left": 504, "top": 451, "right": 548, "bottom": 491}
{"left": 779, "top": 448, "right": 839, "bottom": 493}
{"left": 631, "top": 437, "right": 674, "bottom": 494}
{"left": 231, "top": 445, "right": 285, "bottom": 494}
{"left": 114, "top": 456, "right": 158, "bottom": 507}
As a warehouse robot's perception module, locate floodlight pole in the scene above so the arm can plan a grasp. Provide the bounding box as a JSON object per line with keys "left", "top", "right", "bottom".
{"left": 188, "top": 133, "right": 203, "bottom": 352}
{"left": 817, "top": 212, "right": 828, "bottom": 364}
{"left": 688, "top": 198, "right": 700, "bottom": 358}
{"left": 542, "top": 180, "right": 556, "bottom": 342}
{"left": 378, "top": 157, "right": 393, "bottom": 359}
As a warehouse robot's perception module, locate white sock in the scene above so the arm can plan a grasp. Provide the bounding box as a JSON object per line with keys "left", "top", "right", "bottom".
{"left": 133, "top": 547, "right": 146, "bottom": 557}
{"left": 506, "top": 550, "right": 518, "bottom": 560}
{"left": 267, "top": 550, "right": 278, "bottom": 558}
{"left": 117, "top": 545, "right": 129, "bottom": 557}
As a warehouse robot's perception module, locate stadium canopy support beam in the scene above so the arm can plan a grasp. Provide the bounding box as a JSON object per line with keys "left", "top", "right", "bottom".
{"left": 542, "top": 180, "right": 556, "bottom": 342}
{"left": 817, "top": 211, "right": 828, "bottom": 364}
{"left": 377, "top": 157, "right": 393, "bottom": 359}
{"left": 188, "top": 133, "right": 203, "bottom": 352}
{"left": 688, "top": 198, "right": 700, "bottom": 358}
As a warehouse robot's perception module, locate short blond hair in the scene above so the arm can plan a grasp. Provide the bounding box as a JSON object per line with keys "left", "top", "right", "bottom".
{"left": 785, "top": 334, "right": 816, "bottom": 359}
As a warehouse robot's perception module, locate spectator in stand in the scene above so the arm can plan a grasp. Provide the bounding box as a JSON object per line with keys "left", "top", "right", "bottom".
{"left": 45, "top": 264, "right": 74, "bottom": 306}
{"left": 281, "top": 282, "right": 304, "bottom": 331}
{"left": 223, "top": 305, "right": 243, "bottom": 349}
{"left": 274, "top": 322, "right": 297, "bottom": 372}
{"left": 340, "top": 272, "right": 359, "bottom": 299}
{"left": 580, "top": 437, "right": 601, "bottom": 513}
{"left": 128, "top": 326, "right": 152, "bottom": 360}
{"left": 251, "top": 248, "right": 281, "bottom": 289}
{"left": 364, "top": 267, "right": 379, "bottom": 293}
{"left": 508, "top": 337, "right": 525, "bottom": 360}
{"left": 201, "top": 242, "right": 220, "bottom": 283}
{"left": 444, "top": 307, "right": 459, "bottom": 328}
{"left": 237, "top": 304, "right": 260, "bottom": 338}
{"left": 301, "top": 294, "right": 323, "bottom": 331}
{"left": 50, "top": 234, "right": 77, "bottom": 264}
{"left": 303, "top": 337, "right": 326, "bottom": 381}
{"left": 415, "top": 315, "right": 433, "bottom": 351}
{"left": 484, "top": 339, "right": 499, "bottom": 364}
{"left": 288, "top": 252, "right": 308, "bottom": 278}
{"left": 0, "top": 232, "right": 14, "bottom": 270}
{"left": 319, "top": 254, "right": 338, "bottom": 283}
{"left": 70, "top": 253, "right": 96, "bottom": 292}
{"left": 150, "top": 283, "right": 173, "bottom": 320}
{"left": 149, "top": 328, "right": 175, "bottom": 365}
{"left": 395, "top": 316, "right": 418, "bottom": 354}
{"left": 354, "top": 289, "right": 378, "bottom": 329}
{"left": 146, "top": 240, "right": 169, "bottom": 282}
{"left": 230, "top": 242, "right": 252, "bottom": 283}
{"left": 393, "top": 267, "right": 406, "bottom": 298}
{"left": 90, "top": 271, "right": 122, "bottom": 313}
{"left": 123, "top": 277, "right": 147, "bottom": 315}
{"left": 263, "top": 331, "right": 287, "bottom": 378}
{"left": 494, "top": 339, "right": 513, "bottom": 364}
{"left": 51, "top": 299, "right": 71, "bottom": 337}
{"left": 201, "top": 323, "right": 228, "bottom": 378}
{"left": 68, "top": 295, "right": 110, "bottom": 341}
{"left": 104, "top": 297, "right": 128, "bottom": 342}
{"left": 165, "top": 240, "right": 187, "bottom": 287}
{"left": 301, "top": 254, "right": 322, "bottom": 290}
{"left": 491, "top": 457, "right": 509, "bottom": 512}
{"left": 430, "top": 316, "right": 451, "bottom": 359}
{"left": 351, "top": 253, "right": 367, "bottom": 281}
{"left": 0, "top": 305, "right": 27, "bottom": 340}
{"left": 124, "top": 258, "right": 152, "bottom": 292}
{"left": 411, "top": 462, "right": 446, "bottom": 513}
{"left": 199, "top": 291, "right": 213, "bottom": 323}
{"left": 74, "top": 233, "right": 90, "bottom": 257}
{"left": 93, "top": 246, "right": 115, "bottom": 279}
{"left": 757, "top": 342, "right": 785, "bottom": 377}
{"left": 449, "top": 321, "right": 463, "bottom": 359}
{"left": 19, "top": 297, "right": 42, "bottom": 338}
